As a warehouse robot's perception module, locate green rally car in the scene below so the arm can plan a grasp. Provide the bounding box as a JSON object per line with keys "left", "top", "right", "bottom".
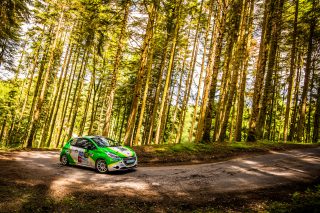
{"left": 60, "top": 136, "right": 137, "bottom": 173}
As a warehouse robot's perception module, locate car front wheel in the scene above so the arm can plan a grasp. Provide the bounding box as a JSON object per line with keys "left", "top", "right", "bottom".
{"left": 96, "top": 159, "right": 108, "bottom": 173}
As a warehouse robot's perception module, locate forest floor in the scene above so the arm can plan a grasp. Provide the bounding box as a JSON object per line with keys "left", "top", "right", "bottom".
{"left": 0, "top": 144, "right": 320, "bottom": 212}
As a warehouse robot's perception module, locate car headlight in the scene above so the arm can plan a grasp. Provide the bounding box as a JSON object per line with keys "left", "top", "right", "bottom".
{"left": 106, "top": 152, "right": 121, "bottom": 160}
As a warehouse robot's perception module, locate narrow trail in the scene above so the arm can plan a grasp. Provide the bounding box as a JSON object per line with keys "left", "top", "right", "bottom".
{"left": 0, "top": 147, "right": 320, "bottom": 211}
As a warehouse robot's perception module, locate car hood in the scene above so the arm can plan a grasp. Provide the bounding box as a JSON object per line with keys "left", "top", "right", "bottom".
{"left": 102, "top": 146, "right": 135, "bottom": 158}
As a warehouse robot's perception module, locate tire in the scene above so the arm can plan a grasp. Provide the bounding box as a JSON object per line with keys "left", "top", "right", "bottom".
{"left": 95, "top": 159, "right": 108, "bottom": 173}
{"left": 60, "top": 154, "right": 69, "bottom": 166}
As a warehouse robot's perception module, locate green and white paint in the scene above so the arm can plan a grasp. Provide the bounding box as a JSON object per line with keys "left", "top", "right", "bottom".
{"left": 60, "top": 136, "right": 137, "bottom": 173}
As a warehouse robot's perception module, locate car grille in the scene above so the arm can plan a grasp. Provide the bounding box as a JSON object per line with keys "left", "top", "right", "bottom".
{"left": 123, "top": 157, "right": 136, "bottom": 166}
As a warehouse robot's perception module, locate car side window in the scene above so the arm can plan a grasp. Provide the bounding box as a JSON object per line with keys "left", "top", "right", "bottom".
{"left": 85, "top": 141, "right": 96, "bottom": 150}
{"left": 70, "top": 139, "right": 76, "bottom": 146}
{"left": 73, "top": 138, "right": 96, "bottom": 150}
{"left": 74, "top": 139, "right": 87, "bottom": 148}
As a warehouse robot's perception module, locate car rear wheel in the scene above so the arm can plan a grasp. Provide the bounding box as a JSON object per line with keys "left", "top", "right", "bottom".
{"left": 96, "top": 159, "right": 108, "bottom": 173}
{"left": 60, "top": 154, "right": 69, "bottom": 166}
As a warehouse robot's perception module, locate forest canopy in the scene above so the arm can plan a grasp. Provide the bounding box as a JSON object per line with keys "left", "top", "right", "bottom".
{"left": 0, "top": 0, "right": 319, "bottom": 148}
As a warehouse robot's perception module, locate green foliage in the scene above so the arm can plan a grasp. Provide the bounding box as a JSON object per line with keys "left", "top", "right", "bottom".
{"left": 180, "top": 107, "right": 193, "bottom": 143}
{"left": 0, "top": 0, "right": 319, "bottom": 148}
{"left": 268, "top": 185, "right": 320, "bottom": 213}
{"left": 229, "top": 142, "right": 252, "bottom": 149}
{"left": 170, "top": 142, "right": 201, "bottom": 152}
{"left": 268, "top": 202, "right": 291, "bottom": 213}
{"left": 0, "top": 80, "right": 18, "bottom": 116}
{"left": 0, "top": 0, "right": 30, "bottom": 68}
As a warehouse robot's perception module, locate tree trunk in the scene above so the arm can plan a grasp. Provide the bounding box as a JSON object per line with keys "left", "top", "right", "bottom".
{"left": 0, "top": 119, "right": 7, "bottom": 145}
{"left": 26, "top": 12, "right": 64, "bottom": 148}
{"left": 134, "top": 36, "right": 155, "bottom": 145}
{"left": 313, "top": 77, "right": 320, "bottom": 143}
{"left": 306, "top": 65, "right": 315, "bottom": 143}
{"left": 171, "top": 51, "right": 188, "bottom": 141}
{"left": 25, "top": 46, "right": 50, "bottom": 146}
{"left": 56, "top": 46, "right": 81, "bottom": 147}
{"left": 218, "top": 0, "right": 246, "bottom": 142}
{"left": 119, "top": 97, "right": 128, "bottom": 142}
{"left": 68, "top": 49, "right": 89, "bottom": 139}
{"left": 288, "top": 54, "right": 302, "bottom": 141}
{"left": 296, "top": 13, "right": 316, "bottom": 142}
{"left": 124, "top": 3, "right": 157, "bottom": 146}
{"left": 47, "top": 44, "right": 74, "bottom": 147}
{"left": 255, "top": 0, "right": 284, "bottom": 140}
{"left": 154, "top": 0, "right": 182, "bottom": 144}
{"left": 201, "top": 1, "right": 227, "bottom": 143}
{"left": 88, "top": 80, "right": 101, "bottom": 135}
{"left": 234, "top": 0, "right": 254, "bottom": 142}
{"left": 103, "top": 0, "right": 130, "bottom": 136}
{"left": 194, "top": 9, "right": 219, "bottom": 143}
{"left": 188, "top": 0, "right": 213, "bottom": 143}
{"left": 79, "top": 72, "right": 94, "bottom": 135}
{"left": 174, "top": 37, "right": 200, "bottom": 144}
{"left": 41, "top": 38, "right": 72, "bottom": 147}
{"left": 283, "top": 0, "right": 299, "bottom": 142}
{"left": 247, "top": 0, "right": 272, "bottom": 142}
{"left": 146, "top": 37, "right": 169, "bottom": 145}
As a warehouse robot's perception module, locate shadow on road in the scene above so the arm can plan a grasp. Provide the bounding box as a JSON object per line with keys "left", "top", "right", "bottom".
{"left": 0, "top": 148, "right": 319, "bottom": 212}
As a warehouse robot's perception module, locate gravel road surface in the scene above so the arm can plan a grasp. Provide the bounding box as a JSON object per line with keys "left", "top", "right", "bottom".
{"left": 0, "top": 147, "right": 319, "bottom": 211}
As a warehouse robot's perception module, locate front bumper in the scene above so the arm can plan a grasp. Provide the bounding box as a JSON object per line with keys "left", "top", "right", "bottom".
{"left": 107, "top": 157, "right": 138, "bottom": 171}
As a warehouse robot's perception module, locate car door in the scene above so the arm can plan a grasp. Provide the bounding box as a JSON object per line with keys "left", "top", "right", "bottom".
{"left": 69, "top": 138, "right": 79, "bottom": 163}
{"left": 83, "top": 140, "right": 97, "bottom": 168}
{"left": 70, "top": 138, "right": 87, "bottom": 165}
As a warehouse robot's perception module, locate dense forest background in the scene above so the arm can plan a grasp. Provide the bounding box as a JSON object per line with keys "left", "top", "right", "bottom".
{"left": 0, "top": 0, "right": 319, "bottom": 148}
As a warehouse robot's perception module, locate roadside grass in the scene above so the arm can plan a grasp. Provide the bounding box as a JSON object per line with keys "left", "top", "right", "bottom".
{"left": 267, "top": 185, "right": 320, "bottom": 213}
{"left": 137, "top": 140, "right": 319, "bottom": 154}
{"left": 134, "top": 141, "right": 319, "bottom": 166}
{"left": 0, "top": 146, "right": 60, "bottom": 152}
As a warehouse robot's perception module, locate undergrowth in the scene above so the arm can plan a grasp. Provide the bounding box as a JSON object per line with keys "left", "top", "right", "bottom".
{"left": 268, "top": 185, "right": 320, "bottom": 213}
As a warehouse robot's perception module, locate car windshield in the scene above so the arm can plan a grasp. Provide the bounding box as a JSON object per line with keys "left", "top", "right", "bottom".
{"left": 92, "top": 137, "right": 120, "bottom": 147}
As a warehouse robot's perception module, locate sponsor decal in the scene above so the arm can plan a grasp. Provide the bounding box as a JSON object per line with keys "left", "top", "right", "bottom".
{"left": 78, "top": 151, "right": 88, "bottom": 164}
{"left": 84, "top": 152, "right": 89, "bottom": 158}
{"left": 109, "top": 147, "right": 132, "bottom": 157}
{"left": 118, "top": 147, "right": 128, "bottom": 152}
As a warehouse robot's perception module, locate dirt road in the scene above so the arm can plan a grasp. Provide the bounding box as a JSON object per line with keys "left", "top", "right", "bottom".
{"left": 1, "top": 147, "right": 320, "bottom": 212}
